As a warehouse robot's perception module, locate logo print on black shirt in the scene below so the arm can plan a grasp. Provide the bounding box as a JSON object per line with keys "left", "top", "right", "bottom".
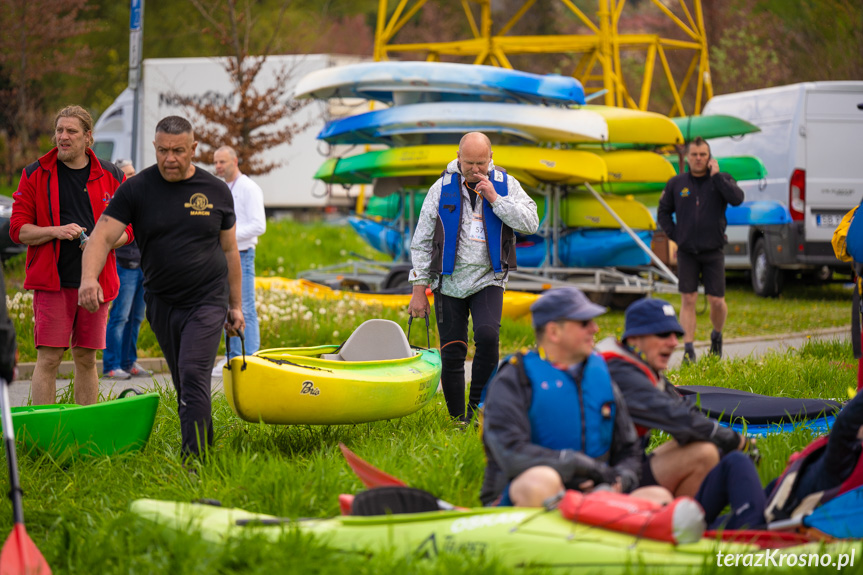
{"left": 184, "top": 193, "right": 213, "bottom": 215}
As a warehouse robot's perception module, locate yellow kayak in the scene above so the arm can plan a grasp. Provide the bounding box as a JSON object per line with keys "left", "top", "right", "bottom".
{"left": 531, "top": 190, "right": 656, "bottom": 230}
{"left": 254, "top": 277, "right": 538, "bottom": 320}
{"left": 224, "top": 320, "right": 441, "bottom": 425}
{"left": 583, "top": 105, "right": 684, "bottom": 145}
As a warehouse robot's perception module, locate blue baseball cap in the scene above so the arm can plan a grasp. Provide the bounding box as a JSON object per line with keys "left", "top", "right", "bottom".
{"left": 622, "top": 298, "right": 684, "bottom": 340}
{"left": 531, "top": 287, "right": 607, "bottom": 329}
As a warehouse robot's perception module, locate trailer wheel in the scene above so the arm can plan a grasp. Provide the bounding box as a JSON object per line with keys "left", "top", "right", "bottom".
{"left": 751, "top": 238, "right": 783, "bottom": 297}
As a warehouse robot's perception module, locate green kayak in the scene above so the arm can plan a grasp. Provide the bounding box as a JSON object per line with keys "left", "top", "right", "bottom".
{"left": 666, "top": 155, "right": 768, "bottom": 181}
{"left": 672, "top": 114, "right": 761, "bottom": 141}
{"left": 131, "top": 498, "right": 861, "bottom": 573}
{"left": 9, "top": 391, "right": 159, "bottom": 460}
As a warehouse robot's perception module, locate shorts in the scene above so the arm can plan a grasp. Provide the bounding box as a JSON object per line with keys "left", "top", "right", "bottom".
{"left": 640, "top": 453, "right": 659, "bottom": 487}
{"left": 677, "top": 248, "right": 726, "bottom": 296}
{"left": 34, "top": 288, "right": 109, "bottom": 349}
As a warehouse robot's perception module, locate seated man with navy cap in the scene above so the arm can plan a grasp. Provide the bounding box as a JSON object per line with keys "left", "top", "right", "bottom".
{"left": 480, "top": 287, "right": 672, "bottom": 507}
{"left": 596, "top": 298, "right": 750, "bottom": 498}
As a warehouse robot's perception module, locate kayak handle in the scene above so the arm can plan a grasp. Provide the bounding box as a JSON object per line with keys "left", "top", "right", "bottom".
{"left": 224, "top": 329, "right": 248, "bottom": 372}
{"left": 407, "top": 313, "right": 430, "bottom": 349}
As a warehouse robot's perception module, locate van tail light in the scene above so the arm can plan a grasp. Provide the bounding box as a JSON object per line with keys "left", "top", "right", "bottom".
{"left": 789, "top": 169, "right": 805, "bottom": 221}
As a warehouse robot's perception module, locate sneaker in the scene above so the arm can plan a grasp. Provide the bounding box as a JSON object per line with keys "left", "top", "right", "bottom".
{"left": 682, "top": 347, "right": 696, "bottom": 364}
{"left": 710, "top": 331, "right": 723, "bottom": 358}
{"left": 126, "top": 362, "right": 153, "bottom": 377}
{"left": 211, "top": 359, "right": 227, "bottom": 378}
{"left": 104, "top": 368, "right": 132, "bottom": 380}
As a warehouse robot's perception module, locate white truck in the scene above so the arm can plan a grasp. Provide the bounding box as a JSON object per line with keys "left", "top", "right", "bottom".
{"left": 703, "top": 81, "right": 863, "bottom": 296}
{"left": 92, "top": 54, "right": 366, "bottom": 209}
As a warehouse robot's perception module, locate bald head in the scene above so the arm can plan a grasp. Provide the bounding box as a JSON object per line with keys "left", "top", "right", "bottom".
{"left": 213, "top": 145, "right": 240, "bottom": 183}
{"left": 457, "top": 132, "right": 493, "bottom": 183}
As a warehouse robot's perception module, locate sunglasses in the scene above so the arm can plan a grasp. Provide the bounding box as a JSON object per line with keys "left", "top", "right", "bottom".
{"left": 655, "top": 332, "right": 678, "bottom": 339}
{"left": 558, "top": 319, "right": 593, "bottom": 328}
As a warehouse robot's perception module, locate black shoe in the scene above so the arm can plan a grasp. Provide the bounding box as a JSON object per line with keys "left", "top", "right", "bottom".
{"left": 682, "top": 347, "right": 696, "bottom": 364}
{"left": 710, "top": 331, "right": 723, "bottom": 358}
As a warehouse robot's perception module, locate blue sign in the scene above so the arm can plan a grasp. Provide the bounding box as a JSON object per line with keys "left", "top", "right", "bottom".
{"left": 130, "top": 0, "right": 142, "bottom": 30}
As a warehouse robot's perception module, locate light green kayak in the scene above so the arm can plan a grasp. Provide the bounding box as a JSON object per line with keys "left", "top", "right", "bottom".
{"left": 666, "top": 155, "right": 768, "bottom": 181}
{"left": 131, "top": 499, "right": 861, "bottom": 573}
{"left": 672, "top": 114, "right": 761, "bottom": 141}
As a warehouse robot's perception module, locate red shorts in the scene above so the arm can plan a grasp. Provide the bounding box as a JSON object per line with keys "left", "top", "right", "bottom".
{"left": 33, "top": 288, "right": 109, "bottom": 350}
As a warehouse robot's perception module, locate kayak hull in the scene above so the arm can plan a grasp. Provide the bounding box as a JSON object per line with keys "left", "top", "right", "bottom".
{"left": 132, "top": 498, "right": 862, "bottom": 572}
{"left": 223, "top": 347, "right": 441, "bottom": 425}
{"left": 8, "top": 392, "right": 159, "bottom": 460}
{"left": 516, "top": 229, "right": 654, "bottom": 268}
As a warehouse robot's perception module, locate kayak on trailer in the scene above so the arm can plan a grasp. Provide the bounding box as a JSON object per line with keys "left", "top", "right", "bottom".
{"left": 315, "top": 145, "right": 607, "bottom": 188}
{"left": 316, "top": 102, "right": 609, "bottom": 147}
{"left": 582, "top": 105, "right": 684, "bottom": 146}
{"left": 254, "top": 275, "right": 539, "bottom": 321}
{"left": 672, "top": 114, "right": 761, "bottom": 141}
{"left": 130, "top": 496, "right": 862, "bottom": 573}
{"left": 531, "top": 189, "right": 656, "bottom": 230}
{"left": 726, "top": 201, "right": 792, "bottom": 226}
{"left": 293, "top": 61, "right": 586, "bottom": 106}
{"left": 666, "top": 154, "right": 768, "bottom": 182}
{"left": 9, "top": 391, "right": 159, "bottom": 460}
{"left": 222, "top": 320, "right": 441, "bottom": 426}
{"left": 516, "top": 229, "right": 654, "bottom": 268}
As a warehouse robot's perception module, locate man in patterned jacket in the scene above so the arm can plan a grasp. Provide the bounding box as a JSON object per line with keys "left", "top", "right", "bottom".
{"left": 407, "top": 132, "right": 538, "bottom": 424}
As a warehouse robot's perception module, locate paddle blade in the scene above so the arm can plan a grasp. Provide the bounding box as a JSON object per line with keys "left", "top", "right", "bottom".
{"left": 0, "top": 524, "right": 51, "bottom": 575}
{"left": 339, "top": 443, "right": 406, "bottom": 488}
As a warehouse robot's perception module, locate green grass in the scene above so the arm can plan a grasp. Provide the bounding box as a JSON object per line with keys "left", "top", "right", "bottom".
{"left": 1, "top": 342, "right": 859, "bottom": 573}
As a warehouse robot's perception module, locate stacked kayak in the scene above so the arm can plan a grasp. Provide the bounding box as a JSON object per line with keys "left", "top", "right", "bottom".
{"left": 516, "top": 230, "right": 654, "bottom": 268}
{"left": 9, "top": 391, "right": 159, "bottom": 459}
{"left": 254, "top": 277, "right": 538, "bottom": 321}
{"left": 223, "top": 320, "right": 441, "bottom": 425}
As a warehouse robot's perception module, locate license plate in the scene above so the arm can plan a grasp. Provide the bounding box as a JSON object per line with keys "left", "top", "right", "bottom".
{"left": 816, "top": 213, "right": 845, "bottom": 227}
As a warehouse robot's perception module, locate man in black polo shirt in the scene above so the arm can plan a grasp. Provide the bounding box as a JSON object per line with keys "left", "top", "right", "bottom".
{"left": 79, "top": 116, "right": 245, "bottom": 457}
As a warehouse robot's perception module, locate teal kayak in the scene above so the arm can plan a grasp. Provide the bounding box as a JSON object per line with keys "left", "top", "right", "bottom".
{"left": 8, "top": 391, "right": 159, "bottom": 460}
{"left": 666, "top": 155, "right": 767, "bottom": 181}
{"left": 672, "top": 114, "right": 761, "bottom": 140}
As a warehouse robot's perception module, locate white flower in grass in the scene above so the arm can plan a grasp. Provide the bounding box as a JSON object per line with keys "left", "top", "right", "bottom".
{"left": 303, "top": 311, "right": 313, "bottom": 321}
{"left": 277, "top": 266, "right": 284, "bottom": 274}
{"left": 18, "top": 313, "right": 25, "bottom": 320}
{"left": 332, "top": 330, "right": 339, "bottom": 338}
{"left": 340, "top": 249, "right": 347, "bottom": 256}
{"left": 310, "top": 263, "right": 317, "bottom": 269}
{"left": 277, "top": 256, "right": 284, "bottom": 264}
{"left": 315, "top": 239, "right": 322, "bottom": 246}
{"left": 318, "top": 308, "right": 326, "bottom": 315}
{"left": 347, "top": 310, "right": 355, "bottom": 316}
{"left": 314, "top": 323, "right": 320, "bottom": 331}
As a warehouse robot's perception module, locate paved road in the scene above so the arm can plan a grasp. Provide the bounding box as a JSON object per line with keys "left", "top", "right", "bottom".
{"left": 3, "top": 326, "right": 851, "bottom": 408}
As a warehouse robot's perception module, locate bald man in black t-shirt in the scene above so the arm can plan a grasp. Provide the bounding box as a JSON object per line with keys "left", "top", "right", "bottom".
{"left": 79, "top": 116, "right": 245, "bottom": 458}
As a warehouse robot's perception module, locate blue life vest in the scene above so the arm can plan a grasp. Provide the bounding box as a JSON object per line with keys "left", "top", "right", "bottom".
{"left": 437, "top": 169, "right": 511, "bottom": 276}
{"left": 522, "top": 350, "right": 616, "bottom": 459}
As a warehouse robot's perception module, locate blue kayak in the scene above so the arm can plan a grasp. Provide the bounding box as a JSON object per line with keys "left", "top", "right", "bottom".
{"left": 294, "top": 61, "right": 585, "bottom": 106}
{"left": 726, "top": 201, "right": 792, "bottom": 226}
{"left": 317, "top": 102, "right": 608, "bottom": 146}
{"left": 516, "top": 229, "right": 654, "bottom": 268}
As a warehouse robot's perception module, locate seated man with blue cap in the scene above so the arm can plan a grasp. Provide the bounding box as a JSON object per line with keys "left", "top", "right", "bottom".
{"left": 596, "top": 298, "right": 752, "bottom": 499}
{"left": 480, "top": 287, "right": 672, "bottom": 507}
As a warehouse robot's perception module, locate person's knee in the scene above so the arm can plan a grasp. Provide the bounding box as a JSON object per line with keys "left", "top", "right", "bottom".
{"left": 473, "top": 324, "right": 500, "bottom": 352}
{"left": 681, "top": 292, "right": 698, "bottom": 306}
{"left": 440, "top": 339, "right": 469, "bottom": 361}
{"left": 630, "top": 485, "right": 674, "bottom": 506}
{"left": 71, "top": 347, "right": 98, "bottom": 369}
{"left": 690, "top": 442, "right": 720, "bottom": 470}
{"left": 36, "top": 346, "right": 65, "bottom": 369}
{"left": 509, "top": 466, "right": 563, "bottom": 507}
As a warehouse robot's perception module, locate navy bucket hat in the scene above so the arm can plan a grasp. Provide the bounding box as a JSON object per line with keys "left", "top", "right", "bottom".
{"left": 622, "top": 298, "right": 684, "bottom": 341}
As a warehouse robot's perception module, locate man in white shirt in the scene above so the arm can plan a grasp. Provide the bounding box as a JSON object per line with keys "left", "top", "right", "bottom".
{"left": 212, "top": 146, "right": 267, "bottom": 374}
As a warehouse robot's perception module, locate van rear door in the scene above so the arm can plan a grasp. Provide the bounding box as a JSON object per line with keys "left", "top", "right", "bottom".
{"left": 804, "top": 86, "right": 863, "bottom": 244}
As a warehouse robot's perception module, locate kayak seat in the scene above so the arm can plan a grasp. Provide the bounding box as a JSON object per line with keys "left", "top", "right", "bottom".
{"left": 323, "top": 319, "right": 414, "bottom": 362}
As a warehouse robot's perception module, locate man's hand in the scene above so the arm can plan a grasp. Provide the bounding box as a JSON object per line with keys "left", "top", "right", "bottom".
{"left": 55, "top": 224, "right": 86, "bottom": 242}
{"left": 408, "top": 285, "right": 430, "bottom": 318}
{"left": 78, "top": 277, "right": 104, "bottom": 313}
{"left": 473, "top": 173, "right": 499, "bottom": 203}
{"left": 225, "top": 307, "right": 246, "bottom": 337}
{"left": 708, "top": 157, "right": 720, "bottom": 176}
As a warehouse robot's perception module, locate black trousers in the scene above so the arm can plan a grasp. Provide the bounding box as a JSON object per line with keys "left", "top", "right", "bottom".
{"left": 437, "top": 285, "right": 504, "bottom": 419}
{"left": 146, "top": 292, "right": 225, "bottom": 457}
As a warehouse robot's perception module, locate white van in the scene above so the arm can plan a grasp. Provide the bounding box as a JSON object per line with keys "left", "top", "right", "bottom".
{"left": 702, "top": 81, "right": 863, "bottom": 296}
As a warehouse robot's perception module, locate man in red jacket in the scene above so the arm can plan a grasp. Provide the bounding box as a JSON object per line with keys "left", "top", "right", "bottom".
{"left": 9, "top": 105, "right": 131, "bottom": 406}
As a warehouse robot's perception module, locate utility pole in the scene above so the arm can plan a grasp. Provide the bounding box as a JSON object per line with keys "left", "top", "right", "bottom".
{"left": 129, "top": 0, "right": 144, "bottom": 169}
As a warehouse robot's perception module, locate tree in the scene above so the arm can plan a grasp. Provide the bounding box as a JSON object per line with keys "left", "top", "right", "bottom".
{"left": 175, "top": 0, "right": 313, "bottom": 175}
{"left": 0, "top": 0, "right": 99, "bottom": 184}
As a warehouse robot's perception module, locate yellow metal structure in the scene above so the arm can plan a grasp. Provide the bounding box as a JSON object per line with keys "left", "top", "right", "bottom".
{"left": 374, "top": 0, "right": 713, "bottom": 115}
